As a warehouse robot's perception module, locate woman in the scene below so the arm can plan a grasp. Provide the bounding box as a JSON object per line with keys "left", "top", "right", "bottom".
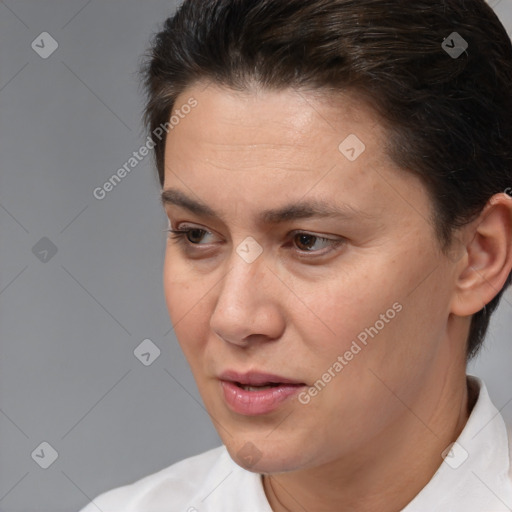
{"left": 80, "top": 0, "right": 512, "bottom": 510}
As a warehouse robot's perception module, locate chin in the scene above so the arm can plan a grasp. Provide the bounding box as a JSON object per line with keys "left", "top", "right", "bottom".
{"left": 224, "top": 437, "right": 309, "bottom": 474}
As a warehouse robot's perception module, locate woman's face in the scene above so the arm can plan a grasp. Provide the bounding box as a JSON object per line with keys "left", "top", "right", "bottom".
{"left": 161, "top": 82, "right": 461, "bottom": 473}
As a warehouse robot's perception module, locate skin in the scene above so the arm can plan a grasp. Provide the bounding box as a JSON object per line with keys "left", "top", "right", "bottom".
{"left": 161, "top": 81, "right": 512, "bottom": 512}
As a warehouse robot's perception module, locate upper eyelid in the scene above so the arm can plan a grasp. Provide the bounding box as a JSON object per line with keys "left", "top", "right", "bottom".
{"left": 172, "top": 223, "right": 340, "bottom": 240}
{"left": 168, "top": 225, "right": 345, "bottom": 259}
{"left": 170, "top": 227, "right": 344, "bottom": 257}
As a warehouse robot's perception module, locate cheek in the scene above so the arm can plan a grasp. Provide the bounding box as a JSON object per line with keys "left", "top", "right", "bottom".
{"left": 291, "top": 267, "right": 400, "bottom": 357}
{"left": 315, "top": 268, "right": 453, "bottom": 418}
{"left": 163, "top": 252, "right": 210, "bottom": 356}
{"left": 295, "top": 249, "right": 449, "bottom": 381}
{"left": 163, "top": 253, "right": 187, "bottom": 320}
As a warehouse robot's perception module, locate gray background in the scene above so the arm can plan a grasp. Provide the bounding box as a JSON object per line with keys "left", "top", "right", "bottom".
{"left": 0, "top": 1, "right": 510, "bottom": 511}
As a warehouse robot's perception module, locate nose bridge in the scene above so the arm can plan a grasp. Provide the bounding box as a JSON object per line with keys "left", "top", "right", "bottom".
{"left": 218, "top": 241, "right": 268, "bottom": 311}
{"left": 210, "top": 240, "right": 278, "bottom": 343}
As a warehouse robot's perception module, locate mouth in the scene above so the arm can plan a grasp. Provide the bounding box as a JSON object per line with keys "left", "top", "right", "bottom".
{"left": 219, "top": 369, "right": 306, "bottom": 387}
{"left": 234, "top": 382, "right": 283, "bottom": 391}
{"left": 218, "top": 370, "right": 307, "bottom": 415}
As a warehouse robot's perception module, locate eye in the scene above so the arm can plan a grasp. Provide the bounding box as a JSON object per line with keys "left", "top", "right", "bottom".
{"left": 290, "top": 231, "right": 342, "bottom": 254}
{"left": 166, "top": 224, "right": 344, "bottom": 256}
{"left": 167, "top": 226, "right": 213, "bottom": 245}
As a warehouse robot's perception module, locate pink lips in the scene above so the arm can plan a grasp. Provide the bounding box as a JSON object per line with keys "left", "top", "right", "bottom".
{"left": 219, "top": 370, "right": 306, "bottom": 415}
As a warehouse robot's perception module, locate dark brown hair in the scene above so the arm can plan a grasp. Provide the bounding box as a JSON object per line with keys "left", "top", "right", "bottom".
{"left": 140, "top": 0, "right": 512, "bottom": 361}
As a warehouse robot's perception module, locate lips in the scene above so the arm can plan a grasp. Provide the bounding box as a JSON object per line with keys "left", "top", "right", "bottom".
{"left": 218, "top": 370, "right": 307, "bottom": 415}
{"left": 219, "top": 370, "right": 306, "bottom": 387}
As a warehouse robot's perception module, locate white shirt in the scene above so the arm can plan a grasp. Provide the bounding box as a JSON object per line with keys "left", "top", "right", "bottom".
{"left": 79, "top": 376, "right": 512, "bottom": 512}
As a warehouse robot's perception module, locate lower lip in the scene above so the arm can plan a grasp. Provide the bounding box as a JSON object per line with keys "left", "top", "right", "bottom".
{"left": 220, "top": 380, "right": 305, "bottom": 415}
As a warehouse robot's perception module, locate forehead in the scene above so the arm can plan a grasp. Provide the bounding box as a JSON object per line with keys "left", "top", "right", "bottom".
{"left": 160, "top": 82, "right": 432, "bottom": 232}
{"left": 163, "top": 83, "right": 386, "bottom": 180}
{"left": 169, "top": 82, "right": 381, "bottom": 145}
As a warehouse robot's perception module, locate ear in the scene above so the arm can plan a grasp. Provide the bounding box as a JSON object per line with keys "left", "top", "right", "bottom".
{"left": 450, "top": 193, "right": 512, "bottom": 316}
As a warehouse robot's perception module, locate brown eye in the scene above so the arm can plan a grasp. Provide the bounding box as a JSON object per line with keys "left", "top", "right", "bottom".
{"left": 292, "top": 232, "right": 340, "bottom": 253}
{"left": 185, "top": 228, "right": 208, "bottom": 244}
{"left": 166, "top": 227, "right": 214, "bottom": 245}
{"left": 168, "top": 225, "right": 344, "bottom": 258}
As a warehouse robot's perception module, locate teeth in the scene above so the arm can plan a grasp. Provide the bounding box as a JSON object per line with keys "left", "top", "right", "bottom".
{"left": 241, "top": 384, "right": 279, "bottom": 391}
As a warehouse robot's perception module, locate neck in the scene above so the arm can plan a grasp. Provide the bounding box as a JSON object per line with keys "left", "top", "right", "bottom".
{"left": 262, "top": 370, "right": 473, "bottom": 512}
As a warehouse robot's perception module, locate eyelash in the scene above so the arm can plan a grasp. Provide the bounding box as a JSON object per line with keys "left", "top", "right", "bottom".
{"left": 165, "top": 226, "right": 344, "bottom": 257}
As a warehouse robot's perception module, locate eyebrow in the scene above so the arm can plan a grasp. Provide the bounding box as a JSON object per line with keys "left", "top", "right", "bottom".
{"left": 160, "top": 188, "right": 371, "bottom": 225}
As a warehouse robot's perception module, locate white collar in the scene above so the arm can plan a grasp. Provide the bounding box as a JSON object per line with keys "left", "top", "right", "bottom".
{"left": 402, "top": 375, "right": 512, "bottom": 511}
{"left": 195, "top": 376, "right": 512, "bottom": 511}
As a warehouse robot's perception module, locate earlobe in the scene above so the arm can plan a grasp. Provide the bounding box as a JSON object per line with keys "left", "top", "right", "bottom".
{"left": 450, "top": 193, "right": 512, "bottom": 317}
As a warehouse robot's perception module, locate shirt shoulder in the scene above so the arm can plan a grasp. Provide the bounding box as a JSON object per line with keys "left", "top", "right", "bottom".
{"left": 78, "top": 445, "right": 226, "bottom": 512}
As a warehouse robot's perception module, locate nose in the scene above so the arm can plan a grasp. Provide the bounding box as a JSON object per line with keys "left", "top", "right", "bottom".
{"left": 209, "top": 249, "right": 285, "bottom": 347}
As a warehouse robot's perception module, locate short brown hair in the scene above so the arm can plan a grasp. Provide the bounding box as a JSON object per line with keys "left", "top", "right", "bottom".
{"left": 140, "top": 0, "right": 512, "bottom": 361}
